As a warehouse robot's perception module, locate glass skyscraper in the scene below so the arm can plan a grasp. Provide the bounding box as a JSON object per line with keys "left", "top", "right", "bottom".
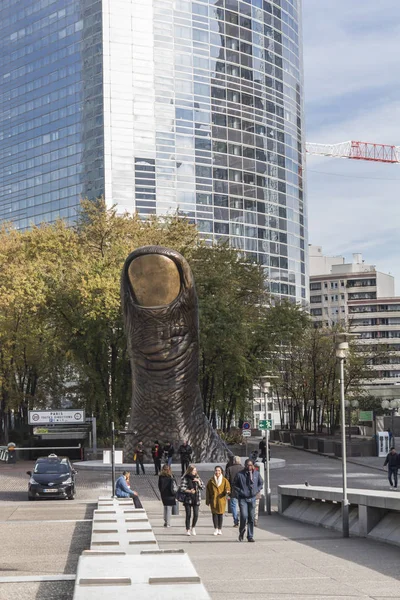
{"left": 0, "top": 0, "right": 307, "bottom": 301}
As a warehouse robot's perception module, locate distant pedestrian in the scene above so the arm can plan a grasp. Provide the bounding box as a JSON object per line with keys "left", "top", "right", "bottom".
{"left": 135, "top": 441, "right": 145, "bottom": 475}
{"left": 225, "top": 456, "right": 242, "bottom": 527}
{"left": 206, "top": 466, "right": 231, "bottom": 535}
{"left": 384, "top": 447, "right": 399, "bottom": 489}
{"left": 178, "top": 440, "right": 192, "bottom": 475}
{"left": 158, "top": 464, "right": 178, "bottom": 527}
{"left": 233, "top": 459, "right": 263, "bottom": 542}
{"left": 179, "top": 464, "right": 204, "bottom": 536}
{"left": 259, "top": 438, "right": 266, "bottom": 463}
{"left": 115, "top": 471, "right": 142, "bottom": 508}
{"left": 152, "top": 441, "right": 162, "bottom": 475}
{"left": 163, "top": 441, "right": 175, "bottom": 467}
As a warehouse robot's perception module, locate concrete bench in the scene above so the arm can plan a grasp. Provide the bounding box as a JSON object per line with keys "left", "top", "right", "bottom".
{"left": 278, "top": 484, "right": 400, "bottom": 547}
{"left": 72, "top": 497, "right": 210, "bottom": 599}
{"left": 73, "top": 553, "right": 210, "bottom": 599}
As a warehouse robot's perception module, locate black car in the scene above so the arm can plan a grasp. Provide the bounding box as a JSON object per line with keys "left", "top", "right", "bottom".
{"left": 27, "top": 454, "right": 76, "bottom": 500}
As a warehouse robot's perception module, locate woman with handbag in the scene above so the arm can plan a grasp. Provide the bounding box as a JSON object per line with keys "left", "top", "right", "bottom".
{"left": 206, "top": 466, "right": 231, "bottom": 535}
{"left": 158, "top": 464, "right": 178, "bottom": 527}
{"left": 179, "top": 464, "right": 204, "bottom": 536}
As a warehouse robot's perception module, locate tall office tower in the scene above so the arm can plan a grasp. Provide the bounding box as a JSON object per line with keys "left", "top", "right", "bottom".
{"left": 0, "top": 0, "right": 307, "bottom": 301}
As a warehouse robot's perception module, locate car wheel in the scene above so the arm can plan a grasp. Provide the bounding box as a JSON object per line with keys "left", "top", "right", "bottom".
{"left": 28, "top": 496, "right": 35, "bottom": 501}
{"left": 67, "top": 495, "right": 75, "bottom": 500}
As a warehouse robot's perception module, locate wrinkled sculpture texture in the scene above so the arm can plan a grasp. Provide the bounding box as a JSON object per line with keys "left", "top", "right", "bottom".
{"left": 121, "top": 246, "right": 229, "bottom": 462}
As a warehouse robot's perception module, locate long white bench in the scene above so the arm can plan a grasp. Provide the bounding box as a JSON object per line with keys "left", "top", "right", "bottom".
{"left": 278, "top": 484, "right": 400, "bottom": 546}
{"left": 73, "top": 497, "right": 210, "bottom": 599}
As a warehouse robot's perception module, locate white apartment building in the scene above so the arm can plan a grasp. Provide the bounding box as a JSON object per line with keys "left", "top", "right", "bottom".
{"left": 309, "top": 245, "right": 400, "bottom": 391}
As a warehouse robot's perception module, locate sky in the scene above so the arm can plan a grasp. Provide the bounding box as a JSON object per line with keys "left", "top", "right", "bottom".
{"left": 302, "top": 0, "right": 400, "bottom": 293}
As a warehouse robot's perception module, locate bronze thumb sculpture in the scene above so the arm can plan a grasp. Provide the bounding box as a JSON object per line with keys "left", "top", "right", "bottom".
{"left": 122, "top": 246, "right": 229, "bottom": 462}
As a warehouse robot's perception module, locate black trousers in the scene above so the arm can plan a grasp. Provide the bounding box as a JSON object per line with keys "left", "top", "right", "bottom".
{"left": 389, "top": 466, "right": 398, "bottom": 487}
{"left": 153, "top": 457, "right": 161, "bottom": 474}
{"left": 212, "top": 513, "right": 223, "bottom": 529}
{"left": 136, "top": 458, "right": 145, "bottom": 475}
{"left": 184, "top": 504, "right": 199, "bottom": 530}
{"left": 181, "top": 457, "right": 190, "bottom": 475}
{"left": 133, "top": 494, "right": 143, "bottom": 509}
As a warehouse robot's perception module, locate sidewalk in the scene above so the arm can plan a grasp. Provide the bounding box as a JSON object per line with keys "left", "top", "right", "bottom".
{"left": 144, "top": 499, "right": 400, "bottom": 599}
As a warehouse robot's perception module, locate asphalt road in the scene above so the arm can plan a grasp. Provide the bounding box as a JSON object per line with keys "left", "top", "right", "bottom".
{"left": 0, "top": 445, "right": 392, "bottom": 599}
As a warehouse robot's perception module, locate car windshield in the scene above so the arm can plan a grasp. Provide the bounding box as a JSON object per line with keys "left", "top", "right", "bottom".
{"left": 34, "top": 462, "right": 69, "bottom": 475}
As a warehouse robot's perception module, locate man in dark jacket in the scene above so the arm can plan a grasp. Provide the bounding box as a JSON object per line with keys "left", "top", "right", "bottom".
{"left": 163, "top": 441, "right": 175, "bottom": 467}
{"left": 178, "top": 441, "right": 192, "bottom": 475}
{"left": 384, "top": 447, "right": 399, "bottom": 489}
{"left": 226, "top": 456, "right": 242, "bottom": 527}
{"left": 233, "top": 459, "right": 263, "bottom": 542}
{"left": 151, "top": 441, "right": 162, "bottom": 475}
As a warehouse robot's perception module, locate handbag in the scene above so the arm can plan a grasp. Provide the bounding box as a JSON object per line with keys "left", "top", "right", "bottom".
{"left": 133, "top": 453, "right": 137, "bottom": 461}
{"left": 176, "top": 487, "right": 186, "bottom": 503}
{"left": 171, "top": 478, "right": 178, "bottom": 495}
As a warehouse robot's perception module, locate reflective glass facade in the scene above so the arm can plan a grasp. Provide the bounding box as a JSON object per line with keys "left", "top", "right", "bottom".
{"left": 0, "top": 0, "right": 307, "bottom": 301}
{"left": 0, "top": 0, "right": 104, "bottom": 228}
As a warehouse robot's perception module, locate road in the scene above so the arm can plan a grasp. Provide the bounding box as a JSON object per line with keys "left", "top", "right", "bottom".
{"left": 0, "top": 445, "right": 392, "bottom": 599}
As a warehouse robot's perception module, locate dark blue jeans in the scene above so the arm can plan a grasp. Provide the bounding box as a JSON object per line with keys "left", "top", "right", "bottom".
{"left": 389, "top": 466, "right": 398, "bottom": 488}
{"left": 239, "top": 497, "right": 256, "bottom": 540}
{"left": 230, "top": 497, "right": 239, "bottom": 525}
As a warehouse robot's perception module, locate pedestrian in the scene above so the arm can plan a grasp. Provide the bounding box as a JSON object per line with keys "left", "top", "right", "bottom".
{"left": 158, "top": 464, "right": 178, "bottom": 527}
{"left": 115, "top": 471, "right": 143, "bottom": 508}
{"left": 206, "top": 466, "right": 231, "bottom": 535}
{"left": 384, "top": 447, "right": 399, "bottom": 489}
{"left": 151, "top": 440, "right": 162, "bottom": 475}
{"left": 178, "top": 440, "right": 192, "bottom": 475}
{"left": 179, "top": 464, "right": 204, "bottom": 536}
{"left": 135, "top": 441, "right": 145, "bottom": 475}
{"left": 259, "top": 438, "right": 266, "bottom": 464}
{"left": 233, "top": 458, "right": 263, "bottom": 542}
{"left": 225, "top": 456, "right": 242, "bottom": 527}
{"left": 163, "top": 441, "right": 175, "bottom": 467}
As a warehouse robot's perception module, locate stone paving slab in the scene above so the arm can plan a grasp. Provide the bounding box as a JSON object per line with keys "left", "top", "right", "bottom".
{"left": 143, "top": 498, "right": 400, "bottom": 599}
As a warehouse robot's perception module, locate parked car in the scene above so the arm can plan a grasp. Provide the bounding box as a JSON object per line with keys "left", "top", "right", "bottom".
{"left": 27, "top": 454, "right": 77, "bottom": 501}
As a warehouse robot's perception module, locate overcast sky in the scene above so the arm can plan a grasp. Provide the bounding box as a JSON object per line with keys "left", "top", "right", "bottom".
{"left": 302, "top": 0, "right": 400, "bottom": 292}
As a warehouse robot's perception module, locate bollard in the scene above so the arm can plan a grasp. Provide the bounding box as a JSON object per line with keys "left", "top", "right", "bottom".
{"left": 172, "top": 502, "right": 179, "bottom": 516}
{"left": 7, "top": 443, "right": 16, "bottom": 464}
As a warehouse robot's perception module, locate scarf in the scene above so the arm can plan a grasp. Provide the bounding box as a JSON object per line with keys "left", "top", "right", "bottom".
{"left": 214, "top": 474, "right": 223, "bottom": 487}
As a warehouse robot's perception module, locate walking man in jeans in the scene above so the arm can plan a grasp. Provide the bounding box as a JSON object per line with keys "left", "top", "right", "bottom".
{"left": 233, "top": 458, "right": 263, "bottom": 542}
{"left": 226, "top": 456, "right": 242, "bottom": 527}
{"left": 384, "top": 447, "right": 399, "bottom": 489}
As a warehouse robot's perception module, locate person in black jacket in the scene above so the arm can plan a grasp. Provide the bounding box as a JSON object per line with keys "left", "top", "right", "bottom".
{"left": 163, "top": 441, "right": 175, "bottom": 467}
{"left": 179, "top": 464, "right": 204, "bottom": 536}
{"left": 225, "top": 456, "right": 242, "bottom": 527}
{"left": 233, "top": 459, "right": 263, "bottom": 542}
{"left": 158, "top": 464, "right": 177, "bottom": 527}
{"left": 178, "top": 441, "right": 192, "bottom": 475}
{"left": 384, "top": 447, "right": 399, "bottom": 489}
{"left": 152, "top": 441, "right": 162, "bottom": 475}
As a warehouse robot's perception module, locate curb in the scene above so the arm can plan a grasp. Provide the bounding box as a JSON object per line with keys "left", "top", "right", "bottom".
{"left": 276, "top": 442, "right": 386, "bottom": 473}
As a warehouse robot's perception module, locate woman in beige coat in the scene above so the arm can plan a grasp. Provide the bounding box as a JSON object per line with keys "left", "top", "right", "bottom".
{"left": 206, "top": 465, "right": 231, "bottom": 535}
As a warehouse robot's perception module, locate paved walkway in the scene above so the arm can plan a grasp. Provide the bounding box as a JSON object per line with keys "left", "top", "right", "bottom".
{"left": 144, "top": 499, "right": 400, "bottom": 600}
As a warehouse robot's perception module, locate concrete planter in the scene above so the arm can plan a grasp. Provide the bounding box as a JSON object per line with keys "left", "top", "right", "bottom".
{"left": 279, "top": 431, "right": 291, "bottom": 444}
{"left": 290, "top": 433, "right": 304, "bottom": 447}
{"left": 303, "top": 436, "right": 318, "bottom": 451}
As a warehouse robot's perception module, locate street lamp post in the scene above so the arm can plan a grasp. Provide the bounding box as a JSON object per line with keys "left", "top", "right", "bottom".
{"left": 335, "top": 333, "right": 357, "bottom": 538}
{"left": 111, "top": 421, "right": 116, "bottom": 498}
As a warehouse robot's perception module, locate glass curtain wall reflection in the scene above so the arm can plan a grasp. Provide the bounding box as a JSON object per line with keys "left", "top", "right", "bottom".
{"left": 0, "top": 0, "right": 306, "bottom": 301}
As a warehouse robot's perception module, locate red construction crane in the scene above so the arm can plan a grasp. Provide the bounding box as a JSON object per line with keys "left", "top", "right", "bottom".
{"left": 306, "top": 141, "right": 400, "bottom": 164}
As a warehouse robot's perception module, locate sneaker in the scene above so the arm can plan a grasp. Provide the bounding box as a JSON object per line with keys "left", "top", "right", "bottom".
{"left": 233, "top": 523, "right": 239, "bottom": 527}
{"left": 217, "top": 529, "right": 222, "bottom": 535}
{"left": 163, "top": 523, "right": 167, "bottom": 527}
{"left": 238, "top": 533, "right": 244, "bottom": 542}
{"left": 191, "top": 528, "right": 196, "bottom": 536}
{"left": 186, "top": 530, "right": 191, "bottom": 536}
{"left": 213, "top": 529, "right": 218, "bottom": 536}
{"left": 248, "top": 538, "right": 255, "bottom": 542}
